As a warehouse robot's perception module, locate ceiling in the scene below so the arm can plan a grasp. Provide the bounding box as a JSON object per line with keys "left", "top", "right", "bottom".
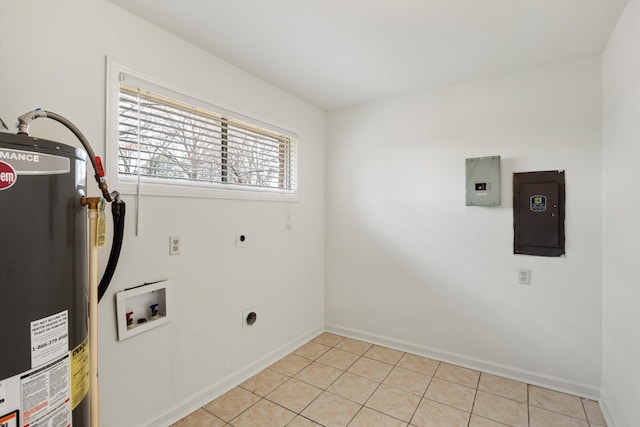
{"left": 108, "top": 0, "right": 628, "bottom": 110}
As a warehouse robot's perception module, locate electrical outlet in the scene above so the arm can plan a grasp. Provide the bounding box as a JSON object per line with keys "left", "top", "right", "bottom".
{"left": 519, "top": 268, "right": 531, "bottom": 285}
{"left": 169, "top": 236, "right": 181, "bottom": 255}
{"left": 235, "top": 233, "right": 248, "bottom": 248}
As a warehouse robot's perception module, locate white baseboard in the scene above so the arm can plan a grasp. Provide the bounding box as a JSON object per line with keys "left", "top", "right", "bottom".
{"left": 145, "top": 326, "right": 324, "bottom": 427}
{"left": 325, "top": 323, "right": 601, "bottom": 400}
{"left": 598, "top": 389, "right": 617, "bottom": 427}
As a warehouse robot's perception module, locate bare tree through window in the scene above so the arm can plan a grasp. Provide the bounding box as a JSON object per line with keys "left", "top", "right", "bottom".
{"left": 118, "top": 84, "right": 294, "bottom": 192}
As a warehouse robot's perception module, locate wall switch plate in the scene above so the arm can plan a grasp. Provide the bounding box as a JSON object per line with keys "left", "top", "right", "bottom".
{"left": 519, "top": 268, "right": 531, "bottom": 285}
{"left": 169, "top": 236, "right": 181, "bottom": 255}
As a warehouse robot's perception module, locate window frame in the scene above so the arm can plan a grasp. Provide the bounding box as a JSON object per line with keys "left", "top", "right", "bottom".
{"left": 106, "top": 58, "right": 299, "bottom": 201}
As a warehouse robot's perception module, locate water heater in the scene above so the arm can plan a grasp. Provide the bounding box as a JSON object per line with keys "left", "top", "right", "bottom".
{"left": 0, "top": 132, "right": 90, "bottom": 426}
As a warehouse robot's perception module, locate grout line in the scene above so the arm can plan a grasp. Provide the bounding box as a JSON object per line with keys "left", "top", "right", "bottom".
{"left": 527, "top": 383, "right": 531, "bottom": 427}
{"left": 226, "top": 392, "right": 263, "bottom": 426}
{"left": 580, "top": 396, "right": 591, "bottom": 425}
{"left": 528, "top": 404, "right": 592, "bottom": 423}
{"left": 467, "top": 386, "right": 479, "bottom": 427}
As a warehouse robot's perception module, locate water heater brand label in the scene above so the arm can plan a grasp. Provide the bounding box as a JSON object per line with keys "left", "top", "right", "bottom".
{"left": 0, "top": 149, "right": 70, "bottom": 176}
{"left": 0, "top": 161, "right": 17, "bottom": 190}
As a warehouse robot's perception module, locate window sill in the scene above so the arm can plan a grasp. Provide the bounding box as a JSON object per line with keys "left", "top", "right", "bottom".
{"left": 114, "top": 178, "right": 299, "bottom": 202}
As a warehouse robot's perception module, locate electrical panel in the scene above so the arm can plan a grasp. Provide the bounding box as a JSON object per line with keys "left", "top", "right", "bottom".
{"left": 513, "top": 171, "right": 565, "bottom": 257}
{"left": 465, "top": 156, "right": 501, "bottom": 206}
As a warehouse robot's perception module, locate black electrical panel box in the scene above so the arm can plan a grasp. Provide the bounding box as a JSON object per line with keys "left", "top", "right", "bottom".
{"left": 513, "top": 170, "right": 565, "bottom": 257}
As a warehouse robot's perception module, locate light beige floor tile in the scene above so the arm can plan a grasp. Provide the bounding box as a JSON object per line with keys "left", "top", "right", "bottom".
{"left": 327, "top": 372, "right": 380, "bottom": 405}
{"left": 434, "top": 362, "right": 480, "bottom": 388}
{"left": 203, "top": 387, "right": 260, "bottom": 422}
{"left": 328, "top": 372, "right": 380, "bottom": 404}
{"left": 335, "top": 338, "right": 373, "bottom": 356}
{"left": 364, "top": 345, "right": 404, "bottom": 365}
{"left": 472, "top": 390, "right": 527, "bottom": 427}
{"left": 365, "top": 384, "right": 421, "bottom": 422}
{"left": 424, "top": 378, "right": 476, "bottom": 412}
{"left": 266, "top": 378, "right": 323, "bottom": 413}
{"left": 383, "top": 366, "right": 432, "bottom": 396}
{"left": 397, "top": 353, "right": 440, "bottom": 376}
{"left": 287, "top": 415, "right": 323, "bottom": 426}
{"left": 478, "top": 373, "right": 527, "bottom": 403}
{"left": 410, "top": 398, "right": 470, "bottom": 427}
{"left": 270, "top": 353, "right": 313, "bottom": 377}
{"left": 529, "top": 385, "right": 587, "bottom": 420}
{"left": 347, "top": 357, "right": 394, "bottom": 382}
{"left": 294, "top": 361, "right": 343, "bottom": 389}
{"left": 190, "top": 337, "right": 603, "bottom": 427}
{"left": 240, "top": 368, "right": 289, "bottom": 396}
{"left": 171, "top": 409, "right": 226, "bottom": 427}
{"left": 230, "top": 399, "right": 296, "bottom": 427}
{"left": 294, "top": 341, "right": 331, "bottom": 360}
{"left": 312, "top": 332, "right": 344, "bottom": 347}
{"left": 530, "top": 406, "right": 589, "bottom": 427}
{"left": 317, "top": 348, "right": 360, "bottom": 370}
{"left": 468, "top": 414, "right": 511, "bottom": 427}
{"left": 301, "top": 392, "right": 361, "bottom": 427}
{"left": 348, "top": 407, "right": 408, "bottom": 427}
{"left": 582, "top": 399, "right": 607, "bottom": 426}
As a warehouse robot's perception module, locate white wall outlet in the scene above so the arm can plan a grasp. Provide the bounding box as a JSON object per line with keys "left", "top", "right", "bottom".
{"left": 169, "top": 236, "right": 181, "bottom": 255}
{"left": 236, "top": 233, "right": 248, "bottom": 248}
{"left": 519, "top": 268, "right": 531, "bottom": 285}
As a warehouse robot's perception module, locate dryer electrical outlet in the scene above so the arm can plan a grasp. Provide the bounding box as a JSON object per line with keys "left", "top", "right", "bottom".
{"left": 513, "top": 170, "right": 565, "bottom": 257}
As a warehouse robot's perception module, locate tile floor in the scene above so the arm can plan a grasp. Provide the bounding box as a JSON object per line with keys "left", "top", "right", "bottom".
{"left": 170, "top": 333, "right": 607, "bottom": 427}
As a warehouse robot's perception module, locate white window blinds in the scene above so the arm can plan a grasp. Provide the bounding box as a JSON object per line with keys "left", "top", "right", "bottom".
{"left": 117, "top": 82, "right": 296, "bottom": 193}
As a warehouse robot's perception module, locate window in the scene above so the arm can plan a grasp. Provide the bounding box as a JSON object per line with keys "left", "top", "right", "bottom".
{"left": 109, "top": 64, "right": 297, "bottom": 199}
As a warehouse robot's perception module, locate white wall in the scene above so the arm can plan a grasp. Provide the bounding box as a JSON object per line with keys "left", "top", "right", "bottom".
{"left": 602, "top": 1, "right": 640, "bottom": 425}
{"left": 326, "top": 57, "right": 603, "bottom": 396}
{"left": 0, "top": 2, "right": 325, "bottom": 426}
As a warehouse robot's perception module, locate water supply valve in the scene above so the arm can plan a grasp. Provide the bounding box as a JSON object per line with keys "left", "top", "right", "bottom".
{"left": 126, "top": 311, "right": 134, "bottom": 329}
{"left": 149, "top": 304, "right": 159, "bottom": 320}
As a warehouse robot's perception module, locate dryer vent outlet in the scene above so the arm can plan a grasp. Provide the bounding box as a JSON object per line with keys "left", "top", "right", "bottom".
{"left": 242, "top": 308, "right": 258, "bottom": 330}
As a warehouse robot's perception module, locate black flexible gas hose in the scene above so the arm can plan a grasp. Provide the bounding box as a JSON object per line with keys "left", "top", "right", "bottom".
{"left": 17, "top": 109, "right": 117, "bottom": 202}
{"left": 98, "top": 201, "right": 125, "bottom": 302}
{"left": 16, "top": 109, "right": 125, "bottom": 302}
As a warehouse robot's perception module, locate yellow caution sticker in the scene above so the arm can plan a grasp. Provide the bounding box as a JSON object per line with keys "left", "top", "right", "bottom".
{"left": 71, "top": 338, "right": 90, "bottom": 410}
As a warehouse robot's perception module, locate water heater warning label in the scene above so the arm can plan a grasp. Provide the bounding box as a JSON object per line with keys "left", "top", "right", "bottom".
{"left": 0, "top": 410, "right": 19, "bottom": 427}
{"left": 20, "top": 356, "right": 71, "bottom": 427}
{"left": 30, "top": 312, "right": 69, "bottom": 369}
{"left": 0, "top": 356, "right": 73, "bottom": 427}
